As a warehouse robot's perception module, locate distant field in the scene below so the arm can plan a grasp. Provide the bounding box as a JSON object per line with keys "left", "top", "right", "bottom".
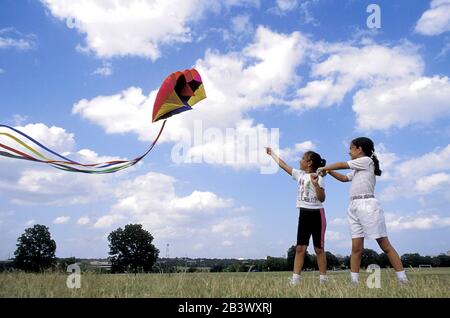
{"left": 0, "top": 268, "right": 449, "bottom": 298}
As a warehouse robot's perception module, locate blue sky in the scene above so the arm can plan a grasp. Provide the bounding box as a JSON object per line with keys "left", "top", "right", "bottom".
{"left": 0, "top": 0, "right": 449, "bottom": 260}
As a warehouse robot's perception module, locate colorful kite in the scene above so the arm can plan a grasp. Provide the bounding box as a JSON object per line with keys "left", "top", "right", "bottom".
{"left": 0, "top": 68, "right": 206, "bottom": 174}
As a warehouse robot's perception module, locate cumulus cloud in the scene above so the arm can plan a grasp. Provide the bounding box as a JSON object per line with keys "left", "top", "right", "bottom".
{"left": 415, "top": 0, "right": 450, "bottom": 36}
{"left": 91, "top": 172, "right": 252, "bottom": 243}
{"left": 353, "top": 76, "right": 450, "bottom": 131}
{"left": 41, "top": 0, "right": 205, "bottom": 60}
{"left": 76, "top": 216, "right": 90, "bottom": 225}
{"left": 291, "top": 43, "right": 423, "bottom": 110}
{"left": 53, "top": 216, "right": 70, "bottom": 224}
{"left": 41, "top": 0, "right": 262, "bottom": 60}
{"left": 279, "top": 141, "right": 316, "bottom": 162}
{"left": 386, "top": 212, "right": 450, "bottom": 231}
{"left": 380, "top": 145, "right": 450, "bottom": 201}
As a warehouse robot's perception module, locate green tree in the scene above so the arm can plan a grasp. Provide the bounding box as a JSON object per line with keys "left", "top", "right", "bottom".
{"left": 108, "top": 224, "right": 159, "bottom": 273}
{"left": 378, "top": 253, "right": 390, "bottom": 268}
{"left": 287, "top": 245, "right": 296, "bottom": 269}
{"left": 326, "top": 251, "right": 340, "bottom": 270}
{"left": 361, "top": 248, "right": 379, "bottom": 268}
{"left": 14, "top": 224, "right": 56, "bottom": 272}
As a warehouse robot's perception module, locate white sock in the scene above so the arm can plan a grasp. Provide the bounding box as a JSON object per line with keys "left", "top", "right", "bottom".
{"left": 292, "top": 273, "right": 301, "bottom": 282}
{"left": 350, "top": 272, "right": 359, "bottom": 283}
{"left": 320, "top": 274, "right": 328, "bottom": 281}
{"left": 396, "top": 270, "right": 408, "bottom": 282}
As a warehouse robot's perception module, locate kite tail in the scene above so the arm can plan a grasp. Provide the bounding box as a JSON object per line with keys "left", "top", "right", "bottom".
{"left": 0, "top": 120, "right": 167, "bottom": 174}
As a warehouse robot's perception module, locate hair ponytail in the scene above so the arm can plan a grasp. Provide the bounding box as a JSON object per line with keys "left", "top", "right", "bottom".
{"left": 304, "top": 151, "right": 326, "bottom": 172}
{"left": 371, "top": 153, "right": 382, "bottom": 176}
{"left": 351, "top": 137, "right": 382, "bottom": 176}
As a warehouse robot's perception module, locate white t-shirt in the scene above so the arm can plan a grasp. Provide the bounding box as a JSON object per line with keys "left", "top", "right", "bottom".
{"left": 346, "top": 156, "right": 376, "bottom": 197}
{"left": 292, "top": 168, "right": 325, "bottom": 209}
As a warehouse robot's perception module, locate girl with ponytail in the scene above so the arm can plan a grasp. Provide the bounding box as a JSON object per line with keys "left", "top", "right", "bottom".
{"left": 266, "top": 148, "right": 328, "bottom": 285}
{"left": 317, "top": 137, "right": 408, "bottom": 285}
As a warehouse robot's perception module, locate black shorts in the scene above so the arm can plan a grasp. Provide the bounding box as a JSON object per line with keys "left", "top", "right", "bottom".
{"left": 296, "top": 207, "right": 326, "bottom": 249}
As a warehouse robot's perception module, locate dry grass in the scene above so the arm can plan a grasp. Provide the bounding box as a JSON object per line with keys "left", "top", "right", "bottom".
{"left": 0, "top": 268, "right": 449, "bottom": 298}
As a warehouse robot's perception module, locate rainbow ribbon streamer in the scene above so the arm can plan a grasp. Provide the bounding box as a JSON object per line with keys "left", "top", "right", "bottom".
{"left": 0, "top": 121, "right": 166, "bottom": 174}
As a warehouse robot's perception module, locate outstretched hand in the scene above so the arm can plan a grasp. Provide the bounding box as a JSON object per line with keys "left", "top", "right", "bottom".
{"left": 265, "top": 147, "right": 272, "bottom": 155}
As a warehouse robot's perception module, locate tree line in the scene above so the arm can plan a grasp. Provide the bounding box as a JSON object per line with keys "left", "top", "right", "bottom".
{"left": 3, "top": 224, "right": 449, "bottom": 273}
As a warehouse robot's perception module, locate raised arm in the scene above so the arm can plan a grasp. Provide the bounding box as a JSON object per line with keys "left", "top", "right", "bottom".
{"left": 265, "top": 147, "right": 293, "bottom": 176}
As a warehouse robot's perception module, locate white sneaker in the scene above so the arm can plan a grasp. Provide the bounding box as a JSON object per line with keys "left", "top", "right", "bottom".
{"left": 398, "top": 278, "right": 409, "bottom": 286}
{"left": 289, "top": 278, "right": 300, "bottom": 286}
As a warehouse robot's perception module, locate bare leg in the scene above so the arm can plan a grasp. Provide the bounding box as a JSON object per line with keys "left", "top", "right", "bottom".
{"left": 351, "top": 238, "right": 364, "bottom": 273}
{"left": 314, "top": 247, "right": 327, "bottom": 275}
{"left": 376, "top": 237, "right": 404, "bottom": 271}
{"left": 293, "top": 245, "right": 307, "bottom": 274}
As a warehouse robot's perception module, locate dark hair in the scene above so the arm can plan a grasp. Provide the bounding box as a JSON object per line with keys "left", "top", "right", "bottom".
{"left": 304, "top": 151, "right": 326, "bottom": 172}
{"left": 351, "top": 137, "right": 382, "bottom": 176}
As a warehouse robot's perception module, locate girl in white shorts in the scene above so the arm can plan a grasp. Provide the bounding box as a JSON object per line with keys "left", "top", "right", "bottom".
{"left": 318, "top": 137, "right": 408, "bottom": 284}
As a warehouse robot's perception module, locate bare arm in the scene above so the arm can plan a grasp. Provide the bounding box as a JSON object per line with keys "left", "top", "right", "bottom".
{"left": 328, "top": 171, "right": 350, "bottom": 183}
{"left": 265, "top": 147, "right": 293, "bottom": 176}
{"left": 320, "top": 162, "right": 350, "bottom": 171}
{"left": 317, "top": 162, "right": 350, "bottom": 183}
{"left": 311, "top": 174, "right": 325, "bottom": 202}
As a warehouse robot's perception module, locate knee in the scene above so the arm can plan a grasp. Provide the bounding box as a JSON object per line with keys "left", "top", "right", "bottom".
{"left": 314, "top": 247, "right": 324, "bottom": 255}
{"left": 352, "top": 246, "right": 363, "bottom": 255}
{"left": 296, "top": 245, "right": 306, "bottom": 255}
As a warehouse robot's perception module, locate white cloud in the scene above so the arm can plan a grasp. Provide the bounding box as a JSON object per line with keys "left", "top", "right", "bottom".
{"left": 91, "top": 172, "right": 252, "bottom": 244}
{"left": 0, "top": 123, "right": 76, "bottom": 153}
{"left": 92, "top": 62, "right": 112, "bottom": 77}
{"left": 415, "top": 0, "right": 450, "bottom": 36}
{"left": 380, "top": 145, "right": 450, "bottom": 201}
{"left": 53, "top": 216, "right": 70, "bottom": 224}
{"left": 396, "top": 145, "right": 450, "bottom": 178}
{"left": 326, "top": 230, "right": 345, "bottom": 241}
{"left": 231, "top": 14, "right": 253, "bottom": 34}
{"left": 289, "top": 39, "right": 450, "bottom": 131}
{"left": 211, "top": 217, "right": 253, "bottom": 237}
{"left": 41, "top": 0, "right": 261, "bottom": 60}
{"left": 415, "top": 173, "right": 450, "bottom": 193}
{"left": 279, "top": 141, "right": 316, "bottom": 162}
{"left": 25, "top": 219, "right": 35, "bottom": 226}
{"left": 41, "top": 0, "right": 206, "bottom": 60}
{"left": 329, "top": 217, "right": 346, "bottom": 225}
{"left": 291, "top": 43, "right": 423, "bottom": 110}
{"left": 93, "top": 214, "right": 125, "bottom": 229}
{"left": 169, "top": 191, "right": 233, "bottom": 212}
{"left": 0, "top": 28, "right": 36, "bottom": 50}
{"left": 72, "top": 86, "right": 161, "bottom": 142}
{"left": 76, "top": 216, "right": 90, "bottom": 225}
{"left": 353, "top": 76, "right": 450, "bottom": 131}
{"left": 386, "top": 212, "right": 450, "bottom": 231}
{"left": 276, "top": 0, "right": 298, "bottom": 12}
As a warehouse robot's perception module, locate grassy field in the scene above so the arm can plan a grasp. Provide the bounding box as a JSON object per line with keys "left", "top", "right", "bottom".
{"left": 0, "top": 268, "right": 449, "bottom": 298}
